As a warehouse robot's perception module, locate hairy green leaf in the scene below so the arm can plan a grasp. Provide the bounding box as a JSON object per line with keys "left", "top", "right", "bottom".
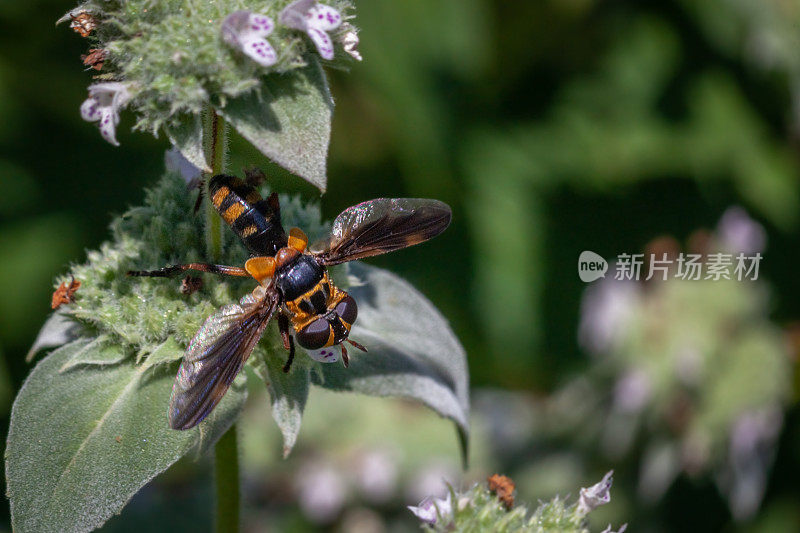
{"left": 221, "top": 59, "right": 334, "bottom": 191}
{"left": 59, "top": 336, "right": 128, "bottom": 372}
{"left": 311, "top": 263, "right": 470, "bottom": 462}
{"left": 25, "top": 311, "right": 83, "bottom": 362}
{"left": 7, "top": 338, "right": 246, "bottom": 533}
{"left": 254, "top": 343, "right": 311, "bottom": 458}
{"left": 139, "top": 336, "right": 184, "bottom": 368}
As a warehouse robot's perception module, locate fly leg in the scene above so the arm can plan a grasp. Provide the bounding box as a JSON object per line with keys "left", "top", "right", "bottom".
{"left": 127, "top": 263, "right": 248, "bottom": 278}
{"left": 278, "top": 313, "right": 296, "bottom": 373}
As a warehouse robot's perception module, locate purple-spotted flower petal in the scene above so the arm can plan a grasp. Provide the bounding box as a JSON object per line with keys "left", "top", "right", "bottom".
{"left": 222, "top": 11, "right": 278, "bottom": 67}
{"left": 408, "top": 493, "right": 452, "bottom": 525}
{"left": 97, "top": 108, "right": 119, "bottom": 146}
{"left": 307, "top": 28, "right": 335, "bottom": 60}
{"left": 305, "top": 346, "right": 340, "bottom": 363}
{"left": 307, "top": 3, "right": 342, "bottom": 32}
{"left": 280, "top": 0, "right": 343, "bottom": 60}
{"left": 79, "top": 98, "right": 103, "bottom": 122}
{"left": 80, "top": 82, "right": 131, "bottom": 146}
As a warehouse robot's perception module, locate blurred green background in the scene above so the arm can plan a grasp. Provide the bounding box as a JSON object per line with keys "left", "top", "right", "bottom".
{"left": 2, "top": 0, "right": 800, "bottom": 531}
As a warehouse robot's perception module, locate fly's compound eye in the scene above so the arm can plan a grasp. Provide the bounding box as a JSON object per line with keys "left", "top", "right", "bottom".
{"left": 296, "top": 317, "right": 332, "bottom": 349}
{"left": 334, "top": 295, "right": 358, "bottom": 327}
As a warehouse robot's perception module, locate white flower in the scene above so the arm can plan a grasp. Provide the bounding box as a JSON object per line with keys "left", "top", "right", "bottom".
{"left": 613, "top": 369, "right": 652, "bottom": 414}
{"left": 280, "top": 0, "right": 342, "bottom": 60}
{"left": 221, "top": 11, "right": 278, "bottom": 67}
{"left": 577, "top": 470, "right": 614, "bottom": 515}
{"left": 305, "top": 346, "right": 340, "bottom": 363}
{"left": 353, "top": 447, "right": 398, "bottom": 503}
{"left": 296, "top": 461, "right": 347, "bottom": 523}
{"left": 80, "top": 82, "right": 131, "bottom": 146}
{"left": 578, "top": 276, "right": 640, "bottom": 355}
{"left": 724, "top": 407, "right": 783, "bottom": 520}
{"left": 715, "top": 206, "right": 766, "bottom": 255}
{"left": 408, "top": 492, "right": 452, "bottom": 525}
{"left": 340, "top": 23, "right": 362, "bottom": 61}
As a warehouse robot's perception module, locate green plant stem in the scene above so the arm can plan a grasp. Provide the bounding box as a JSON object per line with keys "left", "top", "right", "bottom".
{"left": 202, "top": 105, "right": 228, "bottom": 262}
{"left": 214, "top": 425, "right": 240, "bottom": 533}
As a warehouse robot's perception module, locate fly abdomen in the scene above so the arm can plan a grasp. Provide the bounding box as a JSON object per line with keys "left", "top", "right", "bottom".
{"left": 209, "top": 174, "right": 287, "bottom": 256}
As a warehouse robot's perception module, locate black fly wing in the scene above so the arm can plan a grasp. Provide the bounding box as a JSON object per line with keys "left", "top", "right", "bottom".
{"left": 310, "top": 198, "right": 452, "bottom": 266}
{"left": 169, "top": 288, "right": 278, "bottom": 430}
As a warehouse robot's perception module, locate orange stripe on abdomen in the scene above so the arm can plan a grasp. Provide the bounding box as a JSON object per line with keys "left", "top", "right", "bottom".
{"left": 211, "top": 187, "right": 229, "bottom": 209}
{"left": 223, "top": 202, "right": 246, "bottom": 224}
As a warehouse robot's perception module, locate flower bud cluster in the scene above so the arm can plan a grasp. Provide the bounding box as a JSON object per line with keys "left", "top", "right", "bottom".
{"left": 61, "top": 1, "right": 358, "bottom": 143}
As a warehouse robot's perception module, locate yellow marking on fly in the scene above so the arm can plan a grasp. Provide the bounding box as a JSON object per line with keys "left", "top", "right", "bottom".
{"left": 288, "top": 227, "right": 308, "bottom": 252}
{"left": 222, "top": 202, "right": 246, "bottom": 224}
{"left": 287, "top": 273, "right": 348, "bottom": 332}
{"left": 245, "top": 256, "right": 276, "bottom": 285}
{"left": 245, "top": 191, "right": 261, "bottom": 204}
{"left": 324, "top": 325, "right": 336, "bottom": 347}
{"left": 295, "top": 272, "right": 332, "bottom": 304}
{"left": 212, "top": 187, "right": 229, "bottom": 208}
{"left": 241, "top": 224, "right": 258, "bottom": 238}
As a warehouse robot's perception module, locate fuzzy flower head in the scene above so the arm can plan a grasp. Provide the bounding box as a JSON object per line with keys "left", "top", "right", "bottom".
{"left": 79, "top": 82, "right": 132, "bottom": 146}
{"left": 61, "top": 0, "right": 356, "bottom": 140}
{"left": 280, "top": 0, "right": 343, "bottom": 60}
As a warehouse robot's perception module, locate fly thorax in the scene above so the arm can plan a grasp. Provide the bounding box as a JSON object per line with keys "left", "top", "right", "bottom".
{"left": 274, "top": 254, "right": 325, "bottom": 302}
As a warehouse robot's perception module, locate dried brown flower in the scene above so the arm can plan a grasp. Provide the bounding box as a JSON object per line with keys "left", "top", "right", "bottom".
{"left": 81, "top": 48, "right": 107, "bottom": 71}
{"left": 487, "top": 474, "right": 515, "bottom": 510}
{"left": 51, "top": 277, "right": 81, "bottom": 309}
{"left": 70, "top": 12, "right": 98, "bottom": 38}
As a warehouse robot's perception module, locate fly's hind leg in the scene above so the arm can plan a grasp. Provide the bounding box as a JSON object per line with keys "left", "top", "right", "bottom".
{"left": 278, "top": 313, "right": 296, "bottom": 373}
